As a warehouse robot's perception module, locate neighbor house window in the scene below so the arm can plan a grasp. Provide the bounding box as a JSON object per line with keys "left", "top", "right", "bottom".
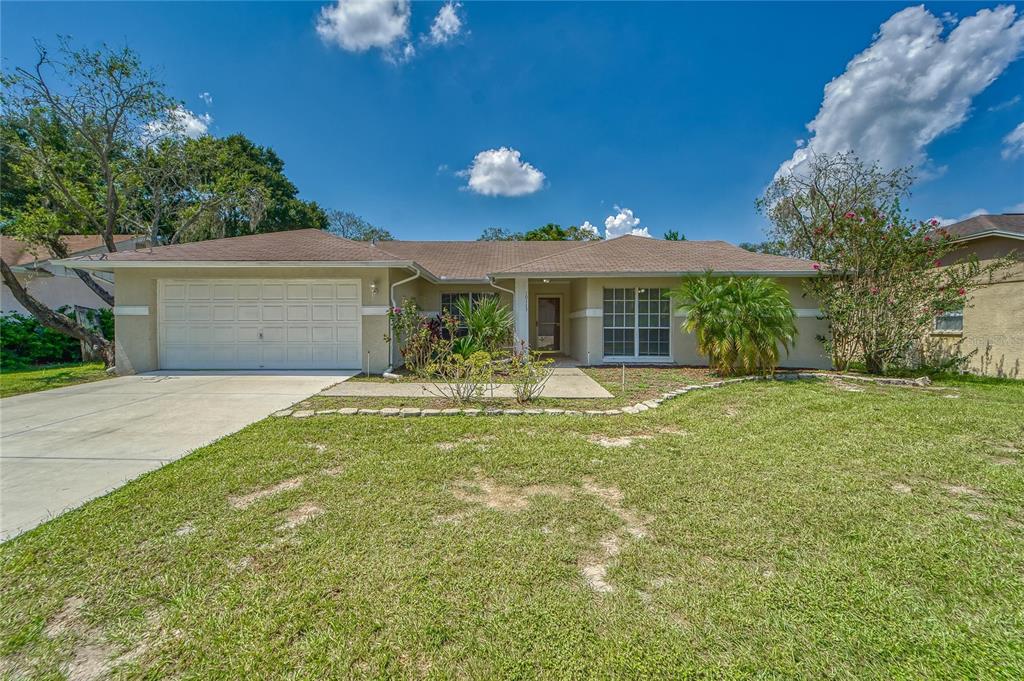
{"left": 603, "top": 287, "right": 670, "bottom": 358}
{"left": 934, "top": 307, "right": 963, "bottom": 333}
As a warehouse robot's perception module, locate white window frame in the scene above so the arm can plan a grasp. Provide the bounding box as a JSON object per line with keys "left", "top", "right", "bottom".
{"left": 602, "top": 287, "right": 673, "bottom": 362}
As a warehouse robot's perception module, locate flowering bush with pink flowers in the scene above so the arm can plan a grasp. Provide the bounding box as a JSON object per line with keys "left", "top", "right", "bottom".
{"left": 759, "top": 152, "right": 1016, "bottom": 373}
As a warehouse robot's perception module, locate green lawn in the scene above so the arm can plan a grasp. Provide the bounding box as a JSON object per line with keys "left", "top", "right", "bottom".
{"left": 0, "top": 362, "right": 109, "bottom": 399}
{"left": 1, "top": 377, "right": 1022, "bottom": 678}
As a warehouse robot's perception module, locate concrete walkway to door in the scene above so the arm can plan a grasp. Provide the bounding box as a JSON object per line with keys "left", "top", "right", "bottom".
{"left": 321, "top": 367, "right": 613, "bottom": 399}
{"left": 0, "top": 371, "right": 355, "bottom": 541}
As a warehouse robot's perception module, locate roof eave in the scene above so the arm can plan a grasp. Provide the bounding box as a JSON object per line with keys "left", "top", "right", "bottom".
{"left": 949, "top": 229, "right": 1024, "bottom": 244}
{"left": 51, "top": 258, "right": 421, "bottom": 274}
{"left": 488, "top": 269, "right": 817, "bottom": 278}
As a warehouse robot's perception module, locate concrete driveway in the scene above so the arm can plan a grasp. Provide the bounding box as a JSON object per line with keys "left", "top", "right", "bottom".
{"left": 0, "top": 371, "right": 354, "bottom": 541}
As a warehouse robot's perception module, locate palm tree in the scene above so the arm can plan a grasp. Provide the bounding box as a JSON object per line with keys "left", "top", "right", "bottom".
{"left": 453, "top": 296, "right": 514, "bottom": 354}
{"left": 671, "top": 273, "right": 798, "bottom": 376}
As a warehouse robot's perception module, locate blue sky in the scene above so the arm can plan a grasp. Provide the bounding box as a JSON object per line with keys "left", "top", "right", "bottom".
{"left": 3, "top": 1, "right": 1023, "bottom": 242}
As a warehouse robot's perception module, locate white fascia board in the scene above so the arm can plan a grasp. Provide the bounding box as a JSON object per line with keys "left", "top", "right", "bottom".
{"left": 51, "top": 259, "right": 419, "bottom": 274}
{"left": 486, "top": 270, "right": 817, "bottom": 279}
{"left": 949, "top": 230, "right": 1024, "bottom": 244}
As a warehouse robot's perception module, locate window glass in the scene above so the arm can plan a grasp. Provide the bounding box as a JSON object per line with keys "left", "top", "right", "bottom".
{"left": 603, "top": 288, "right": 635, "bottom": 356}
{"left": 934, "top": 308, "right": 963, "bottom": 332}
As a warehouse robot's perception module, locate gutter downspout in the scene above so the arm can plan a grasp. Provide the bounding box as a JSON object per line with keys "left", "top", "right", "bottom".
{"left": 487, "top": 275, "right": 514, "bottom": 297}
{"left": 387, "top": 265, "right": 421, "bottom": 372}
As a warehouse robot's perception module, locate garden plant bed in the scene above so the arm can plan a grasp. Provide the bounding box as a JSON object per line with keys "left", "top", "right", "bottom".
{"left": 1, "top": 376, "right": 1022, "bottom": 677}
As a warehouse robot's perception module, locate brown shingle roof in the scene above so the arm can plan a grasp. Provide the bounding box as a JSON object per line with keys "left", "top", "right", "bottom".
{"left": 1, "top": 234, "right": 137, "bottom": 266}
{"left": 85, "top": 228, "right": 404, "bottom": 263}
{"left": 492, "top": 235, "right": 816, "bottom": 275}
{"left": 378, "top": 240, "right": 581, "bottom": 280}
{"left": 944, "top": 213, "right": 1024, "bottom": 239}
{"left": 63, "top": 228, "right": 816, "bottom": 279}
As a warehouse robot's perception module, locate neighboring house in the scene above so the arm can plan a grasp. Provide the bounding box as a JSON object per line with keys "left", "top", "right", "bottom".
{"left": 60, "top": 229, "right": 831, "bottom": 374}
{"left": 931, "top": 213, "right": 1024, "bottom": 379}
{"left": 1, "top": 234, "right": 141, "bottom": 316}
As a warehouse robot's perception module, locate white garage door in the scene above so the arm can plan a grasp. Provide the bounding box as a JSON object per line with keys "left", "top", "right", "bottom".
{"left": 158, "top": 279, "right": 362, "bottom": 370}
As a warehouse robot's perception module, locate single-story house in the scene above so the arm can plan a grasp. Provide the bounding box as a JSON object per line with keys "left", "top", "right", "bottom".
{"left": 60, "top": 229, "right": 831, "bottom": 374}
{"left": 1, "top": 234, "right": 141, "bottom": 315}
{"left": 932, "top": 213, "right": 1024, "bottom": 379}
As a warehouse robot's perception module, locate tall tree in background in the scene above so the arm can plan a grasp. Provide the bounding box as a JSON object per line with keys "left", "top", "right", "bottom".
{"left": 478, "top": 223, "right": 601, "bottom": 241}
{"left": 327, "top": 210, "right": 393, "bottom": 241}
{"left": 759, "top": 152, "right": 1012, "bottom": 373}
{"left": 663, "top": 230, "right": 685, "bottom": 241}
{"left": 1, "top": 40, "right": 326, "bottom": 367}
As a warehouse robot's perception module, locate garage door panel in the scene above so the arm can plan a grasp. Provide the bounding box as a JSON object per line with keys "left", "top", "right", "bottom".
{"left": 212, "top": 284, "right": 235, "bottom": 300}
{"left": 286, "top": 305, "right": 309, "bottom": 322}
{"left": 213, "top": 305, "right": 236, "bottom": 321}
{"left": 338, "top": 304, "right": 359, "bottom": 322}
{"left": 159, "top": 279, "right": 361, "bottom": 370}
{"left": 238, "top": 305, "right": 259, "bottom": 321}
{"left": 188, "top": 305, "right": 211, "bottom": 322}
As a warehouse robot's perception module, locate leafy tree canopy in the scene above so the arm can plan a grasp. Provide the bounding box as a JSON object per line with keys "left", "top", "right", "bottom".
{"left": 663, "top": 230, "right": 686, "bottom": 241}
{"left": 478, "top": 223, "right": 601, "bottom": 241}
{"left": 326, "top": 210, "right": 394, "bottom": 241}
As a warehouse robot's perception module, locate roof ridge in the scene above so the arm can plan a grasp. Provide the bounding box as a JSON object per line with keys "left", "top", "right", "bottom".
{"left": 492, "top": 236, "right": 615, "bottom": 272}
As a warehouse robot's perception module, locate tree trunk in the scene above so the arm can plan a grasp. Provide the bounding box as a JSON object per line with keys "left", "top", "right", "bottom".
{"left": 1, "top": 258, "right": 115, "bottom": 367}
{"left": 864, "top": 352, "right": 885, "bottom": 375}
{"left": 71, "top": 268, "right": 115, "bottom": 307}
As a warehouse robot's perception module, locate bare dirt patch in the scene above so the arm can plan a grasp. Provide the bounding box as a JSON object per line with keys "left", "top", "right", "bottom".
{"left": 276, "top": 503, "right": 324, "bottom": 531}
{"left": 436, "top": 435, "right": 496, "bottom": 452}
{"left": 588, "top": 435, "right": 653, "bottom": 448}
{"left": 943, "top": 484, "right": 986, "bottom": 499}
{"left": 45, "top": 597, "right": 86, "bottom": 638}
{"left": 443, "top": 475, "right": 651, "bottom": 594}
{"left": 228, "top": 477, "right": 304, "bottom": 510}
{"left": 830, "top": 379, "right": 865, "bottom": 393}
{"left": 891, "top": 483, "right": 912, "bottom": 495}
{"left": 173, "top": 522, "right": 195, "bottom": 537}
{"left": 723, "top": 406, "right": 740, "bottom": 417}
{"left": 450, "top": 477, "right": 573, "bottom": 512}
{"left": 304, "top": 442, "right": 327, "bottom": 454}
{"left": 656, "top": 427, "right": 690, "bottom": 436}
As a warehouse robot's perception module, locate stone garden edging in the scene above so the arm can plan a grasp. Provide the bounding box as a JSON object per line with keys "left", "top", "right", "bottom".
{"left": 272, "top": 372, "right": 931, "bottom": 420}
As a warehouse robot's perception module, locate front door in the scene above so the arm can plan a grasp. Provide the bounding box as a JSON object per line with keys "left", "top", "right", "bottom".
{"left": 536, "top": 296, "right": 561, "bottom": 352}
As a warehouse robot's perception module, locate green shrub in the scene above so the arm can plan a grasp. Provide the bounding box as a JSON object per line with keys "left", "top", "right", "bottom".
{"left": 671, "top": 274, "right": 797, "bottom": 376}
{"left": 0, "top": 306, "right": 115, "bottom": 370}
{"left": 0, "top": 309, "right": 82, "bottom": 369}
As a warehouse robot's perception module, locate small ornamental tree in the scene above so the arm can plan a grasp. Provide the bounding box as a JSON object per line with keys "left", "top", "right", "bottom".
{"left": 804, "top": 208, "right": 1010, "bottom": 373}
{"left": 761, "top": 152, "right": 1016, "bottom": 374}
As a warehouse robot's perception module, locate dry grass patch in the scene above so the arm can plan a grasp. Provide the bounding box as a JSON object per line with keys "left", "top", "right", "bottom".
{"left": 228, "top": 477, "right": 304, "bottom": 510}
{"left": 276, "top": 503, "right": 324, "bottom": 531}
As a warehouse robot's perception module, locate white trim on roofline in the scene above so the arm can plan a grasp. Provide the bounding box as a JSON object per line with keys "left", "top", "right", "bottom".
{"left": 490, "top": 270, "right": 817, "bottom": 279}
{"left": 949, "top": 229, "right": 1024, "bottom": 244}
{"left": 52, "top": 259, "right": 418, "bottom": 273}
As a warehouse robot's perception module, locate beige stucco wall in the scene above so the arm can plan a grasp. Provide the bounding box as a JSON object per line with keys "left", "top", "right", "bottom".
{"left": 564, "top": 276, "right": 830, "bottom": 369}
{"left": 113, "top": 267, "right": 395, "bottom": 374}
{"left": 931, "top": 236, "right": 1024, "bottom": 378}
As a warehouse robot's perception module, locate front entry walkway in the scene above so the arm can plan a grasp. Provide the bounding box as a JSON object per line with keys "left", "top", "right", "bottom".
{"left": 0, "top": 371, "right": 356, "bottom": 541}
{"left": 321, "top": 367, "right": 613, "bottom": 399}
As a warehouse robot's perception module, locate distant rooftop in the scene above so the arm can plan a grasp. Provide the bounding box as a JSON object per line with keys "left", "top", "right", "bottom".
{"left": 944, "top": 213, "right": 1024, "bottom": 240}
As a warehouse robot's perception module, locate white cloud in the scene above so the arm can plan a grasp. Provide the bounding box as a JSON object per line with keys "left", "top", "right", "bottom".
{"left": 143, "top": 106, "right": 211, "bottom": 142}
{"left": 604, "top": 207, "right": 651, "bottom": 239}
{"left": 316, "top": 0, "right": 410, "bottom": 52}
{"left": 776, "top": 6, "right": 1024, "bottom": 180}
{"left": 459, "top": 147, "right": 545, "bottom": 197}
{"left": 578, "top": 220, "right": 600, "bottom": 238}
{"left": 428, "top": 2, "right": 463, "bottom": 45}
{"left": 932, "top": 208, "right": 991, "bottom": 226}
{"left": 199, "top": 91, "right": 213, "bottom": 106}
{"left": 989, "top": 94, "right": 1021, "bottom": 112}
{"left": 1001, "top": 121, "right": 1024, "bottom": 160}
